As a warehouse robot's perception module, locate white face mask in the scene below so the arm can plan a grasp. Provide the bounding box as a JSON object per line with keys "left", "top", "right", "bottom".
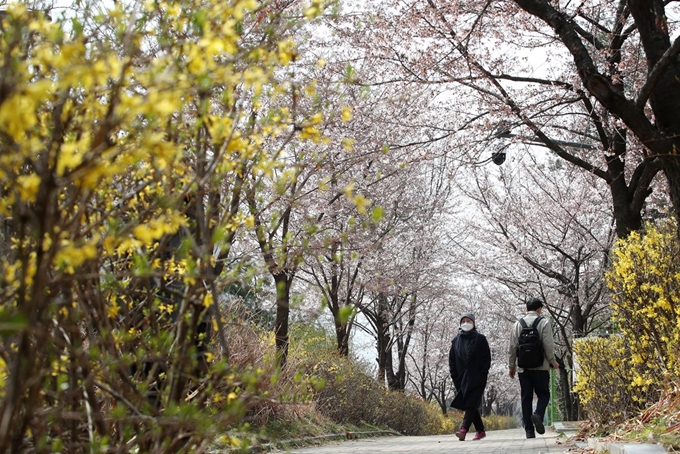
{"left": 461, "top": 322, "right": 474, "bottom": 332}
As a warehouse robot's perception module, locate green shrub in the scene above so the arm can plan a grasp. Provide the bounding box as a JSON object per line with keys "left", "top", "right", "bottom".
{"left": 298, "top": 346, "right": 452, "bottom": 435}
{"left": 481, "top": 414, "right": 520, "bottom": 430}
{"left": 446, "top": 410, "right": 518, "bottom": 431}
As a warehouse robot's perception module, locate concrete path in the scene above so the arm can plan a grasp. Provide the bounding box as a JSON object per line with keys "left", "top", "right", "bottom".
{"left": 280, "top": 428, "right": 569, "bottom": 453}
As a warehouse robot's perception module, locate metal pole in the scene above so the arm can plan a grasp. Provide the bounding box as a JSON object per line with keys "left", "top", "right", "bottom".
{"left": 550, "top": 368, "right": 556, "bottom": 424}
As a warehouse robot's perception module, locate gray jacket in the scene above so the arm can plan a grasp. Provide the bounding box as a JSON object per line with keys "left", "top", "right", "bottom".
{"left": 508, "top": 311, "right": 556, "bottom": 371}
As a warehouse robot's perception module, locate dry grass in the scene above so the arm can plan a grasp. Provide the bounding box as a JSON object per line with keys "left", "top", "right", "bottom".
{"left": 610, "top": 383, "right": 680, "bottom": 450}
{"left": 617, "top": 383, "right": 680, "bottom": 434}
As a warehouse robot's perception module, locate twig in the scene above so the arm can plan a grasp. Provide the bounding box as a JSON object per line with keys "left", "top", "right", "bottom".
{"left": 94, "top": 381, "right": 151, "bottom": 420}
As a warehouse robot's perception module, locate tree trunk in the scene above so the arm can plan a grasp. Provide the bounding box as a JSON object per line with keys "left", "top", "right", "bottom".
{"left": 384, "top": 343, "right": 401, "bottom": 390}
{"left": 435, "top": 381, "right": 449, "bottom": 415}
{"left": 628, "top": 0, "right": 680, "bottom": 227}
{"left": 557, "top": 362, "right": 577, "bottom": 420}
{"left": 375, "top": 293, "right": 396, "bottom": 387}
{"left": 335, "top": 322, "right": 350, "bottom": 357}
{"left": 328, "top": 267, "right": 350, "bottom": 356}
{"left": 605, "top": 130, "right": 652, "bottom": 238}
{"left": 660, "top": 159, "right": 680, "bottom": 231}
{"left": 376, "top": 332, "right": 389, "bottom": 385}
{"left": 273, "top": 273, "right": 292, "bottom": 368}
{"left": 481, "top": 386, "right": 497, "bottom": 417}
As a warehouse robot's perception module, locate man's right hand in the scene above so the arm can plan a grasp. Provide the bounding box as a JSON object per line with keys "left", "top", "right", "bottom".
{"left": 551, "top": 362, "right": 560, "bottom": 369}
{"left": 509, "top": 367, "right": 516, "bottom": 379}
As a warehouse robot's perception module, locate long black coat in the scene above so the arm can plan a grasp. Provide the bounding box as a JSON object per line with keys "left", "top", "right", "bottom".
{"left": 448, "top": 329, "right": 491, "bottom": 410}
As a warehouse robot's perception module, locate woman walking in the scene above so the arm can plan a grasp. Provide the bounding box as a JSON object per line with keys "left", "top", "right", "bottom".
{"left": 449, "top": 313, "right": 491, "bottom": 441}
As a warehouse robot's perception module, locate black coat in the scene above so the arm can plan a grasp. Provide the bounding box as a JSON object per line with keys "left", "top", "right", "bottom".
{"left": 448, "top": 329, "right": 491, "bottom": 410}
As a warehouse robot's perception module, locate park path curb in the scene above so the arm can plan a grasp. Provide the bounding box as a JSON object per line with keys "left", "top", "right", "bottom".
{"left": 220, "top": 429, "right": 402, "bottom": 453}
{"left": 587, "top": 437, "right": 667, "bottom": 454}
{"left": 553, "top": 422, "right": 667, "bottom": 454}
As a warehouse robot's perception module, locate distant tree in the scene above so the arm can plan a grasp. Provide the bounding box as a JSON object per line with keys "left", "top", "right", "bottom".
{"left": 356, "top": 210, "right": 454, "bottom": 390}
{"left": 407, "top": 298, "right": 457, "bottom": 414}
{"left": 292, "top": 10, "right": 464, "bottom": 359}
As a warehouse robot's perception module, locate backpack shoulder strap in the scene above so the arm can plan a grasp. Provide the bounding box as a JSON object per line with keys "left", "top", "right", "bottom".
{"left": 531, "top": 316, "right": 543, "bottom": 329}
{"left": 519, "top": 318, "right": 528, "bottom": 329}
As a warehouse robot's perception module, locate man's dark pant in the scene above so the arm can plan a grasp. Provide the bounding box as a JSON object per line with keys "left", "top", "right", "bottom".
{"left": 518, "top": 369, "right": 550, "bottom": 430}
{"left": 462, "top": 407, "right": 485, "bottom": 431}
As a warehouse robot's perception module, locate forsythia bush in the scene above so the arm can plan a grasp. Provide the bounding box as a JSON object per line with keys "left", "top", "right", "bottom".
{"left": 480, "top": 414, "right": 520, "bottom": 430}
{"left": 0, "top": 1, "right": 325, "bottom": 452}
{"left": 606, "top": 219, "right": 680, "bottom": 389}
{"left": 446, "top": 411, "right": 517, "bottom": 431}
{"left": 575, "top": 219, "right": 680, "bottom": 424}
{"left": 573, "top": 335, "right": 639, "bottom": 424}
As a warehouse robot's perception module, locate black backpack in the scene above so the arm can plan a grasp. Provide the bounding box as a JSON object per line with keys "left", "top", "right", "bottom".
{"left": 516, "top": 316, "right": 544, "bottom": 368}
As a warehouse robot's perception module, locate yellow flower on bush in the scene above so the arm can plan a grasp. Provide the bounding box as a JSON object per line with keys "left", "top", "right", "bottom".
{"left": 132, "top": 211, "right": 186, "bottom": 244}
{"left": 16, "top": 174, "right": 41, "bottom": 202}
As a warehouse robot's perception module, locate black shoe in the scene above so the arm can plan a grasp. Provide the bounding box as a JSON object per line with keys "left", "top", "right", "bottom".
{"left": 531, "top": 414, "right": 545, "bottom": 434}
{"left": 525, "top": 430, "right": 536, "bottom": 439}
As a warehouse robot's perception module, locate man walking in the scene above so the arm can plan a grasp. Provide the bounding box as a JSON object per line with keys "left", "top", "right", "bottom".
{"left": 508, "top": 298, "right": 559, "bottom": 438}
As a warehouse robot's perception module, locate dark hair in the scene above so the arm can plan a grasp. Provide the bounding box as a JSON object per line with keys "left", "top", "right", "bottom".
{"left": 526, "top": 298, "right": 544, "bottom": 311}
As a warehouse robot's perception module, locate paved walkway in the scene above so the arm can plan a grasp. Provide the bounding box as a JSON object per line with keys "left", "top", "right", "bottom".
{"left": 281, "top": 428, "right": 569, "bottom": 453}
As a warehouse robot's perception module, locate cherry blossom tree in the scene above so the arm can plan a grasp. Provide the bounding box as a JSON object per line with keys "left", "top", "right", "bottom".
{"left": 407, "top": 299, "right": 455, "bottom": 413}
{"left": 326, "top": 0, "right": 674, "bottom": 238}
{"left": 503, "top": 0, "right": 680, "bottom": 230}
{"left": 290, "top": 5, "right": 467, "bottom": 363}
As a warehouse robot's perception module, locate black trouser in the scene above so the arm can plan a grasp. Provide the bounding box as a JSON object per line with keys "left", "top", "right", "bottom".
{"left": 462, "top": 407, "right": 484, "bottom": 432}
{"left": 518, "top": 369, "right": 550, "bottom": 430}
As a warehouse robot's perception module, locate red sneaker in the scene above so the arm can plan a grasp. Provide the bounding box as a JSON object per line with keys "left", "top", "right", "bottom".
{"left": 473, "top": 430, "right": 486, "bottom": 440}
{"left": 455, "top": 427, "right": 467, "bottom": 441}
